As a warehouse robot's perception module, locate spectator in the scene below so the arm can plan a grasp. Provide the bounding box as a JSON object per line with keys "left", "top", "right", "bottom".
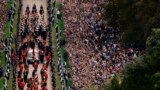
{"left": 61, "top": 0, "right": 141, "bottom": 89}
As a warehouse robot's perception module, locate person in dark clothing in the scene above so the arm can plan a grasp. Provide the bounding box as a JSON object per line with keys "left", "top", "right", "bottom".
{"left": 23, "top": 64, "right": 29, "bottom": 83}
{"left": 39, "top": 49, "right": 44, "bottom": 63}
{"left": 0, "top": 66, "right": 3, "bottom": 77}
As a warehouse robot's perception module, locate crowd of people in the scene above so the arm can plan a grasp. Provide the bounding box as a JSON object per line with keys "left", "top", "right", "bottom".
{"left": 0, "top": 0, "right": 144, "bottom": 89}
{"left": 0, "top": 0, "right": 8, "bottom": 51}
{"left": 62, "top": 0, "right": 141, "bottom": 89}
{"left": 17, "top": 4, "right": 53, "bottom": 90}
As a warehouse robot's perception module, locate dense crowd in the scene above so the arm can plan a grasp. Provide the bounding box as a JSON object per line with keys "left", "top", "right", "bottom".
{"left": 16, "top": 4, "right": 54, "bottom": 90}
{"left": 0, "top": 0, "right": 8, "bottom": 51}
{"left": 62, "top": 0, "right": 141, "bottom": 89}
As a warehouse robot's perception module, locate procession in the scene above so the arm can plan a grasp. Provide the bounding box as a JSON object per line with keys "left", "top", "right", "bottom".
{"left": 0, "top": 0, "right": 154, "bottom": 90}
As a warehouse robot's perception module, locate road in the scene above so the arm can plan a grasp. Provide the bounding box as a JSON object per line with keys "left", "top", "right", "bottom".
{"left": 16, "top": 0, "right": 53, "bottom": 90}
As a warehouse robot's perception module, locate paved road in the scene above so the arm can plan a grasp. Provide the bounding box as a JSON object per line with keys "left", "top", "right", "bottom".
{"left": 16, "top": 0, "right": 53, "bottom": 90}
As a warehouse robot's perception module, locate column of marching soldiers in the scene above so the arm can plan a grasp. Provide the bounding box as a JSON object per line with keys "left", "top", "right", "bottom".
{"left": 1, "top": 0, "right": 16, "bottom": 90}
{"left": 52, "top": 0, "right": 71, "bottom": 90}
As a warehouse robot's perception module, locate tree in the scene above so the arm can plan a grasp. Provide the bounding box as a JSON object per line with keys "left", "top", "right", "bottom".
{"left": 102, "top": 75, "right": 122, "bottom": 90}
{"left": 0, "top": 66, "right": 3, "bottom": 78}
{"left": 146, "top": 29, "right": 160, "bottom": 70}
{"left": 104, "top": 0, "right": 160, "bottom": 48}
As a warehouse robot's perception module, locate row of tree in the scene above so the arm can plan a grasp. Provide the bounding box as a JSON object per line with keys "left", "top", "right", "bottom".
{"left": 104, "top": 0, "right": 160, "bottom": 48}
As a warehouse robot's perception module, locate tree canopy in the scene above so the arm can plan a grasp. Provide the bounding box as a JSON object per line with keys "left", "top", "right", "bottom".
{"left": 104, "top": 0, "right": 160, "bottom": 48}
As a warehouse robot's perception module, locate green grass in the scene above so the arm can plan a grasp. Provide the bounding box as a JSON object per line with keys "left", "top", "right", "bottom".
{"left": 52, "top": 26, "right": 61, "bottom": 90}
{"left": 7, "top": 70, "right": 13, "bottom": 90}
{"left": 1, "top": 0, "right": 14, "bottom": 64}
{"left": 58, "top": 19, "right": 64, "bottom": 30}
{"left": 53, "top": 2, "right": 72, "bottom": 89}
{"left": 0, "top": 77, "right": 4, "bottom": 89}
{"left": 4, "top": 21, "right": 11, "bottom": 39}
{"left": 57, "top": 6, "right": 72, "bottom": 88}
{"left": 52, "top": 2, "right": 63, "bottom": 90}
{"left": 0, "top": 51, "right": 6, "bottom": 68}
{"left": 0, "top": 0, "right": 13, "bottom": 89}
{"left": 0, "top": 51, "right": 6, "bottom": 89}
{"left": 12, "top": 0, "right": 19, "bottom": 48}
{"left": 58, "top": 19, "right": 64, "bottom": 39}
{"left": 56, "top": 2, "right": 63, "bottom": 10}
{"left": 7, "top": 0, "right": 13, "bottom": 9}
{"left": 7, "top": 0, "right": 20, "bottom": 89}
{"left": 61, "top": 46, "right": 72, "bottom": 87}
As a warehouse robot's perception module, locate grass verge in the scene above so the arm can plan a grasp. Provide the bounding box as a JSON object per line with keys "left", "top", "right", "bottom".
{"left": 7, "top": 0, "right": 19, "bottom": 89}
{"left": 0, "top": 0, "right": 13, "bottom": 89}
{"left": 53, "top": 1, "right": 72, "bottom": 89}
{"left": 52, "top": 26, "right": 61, "bottom": 90}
